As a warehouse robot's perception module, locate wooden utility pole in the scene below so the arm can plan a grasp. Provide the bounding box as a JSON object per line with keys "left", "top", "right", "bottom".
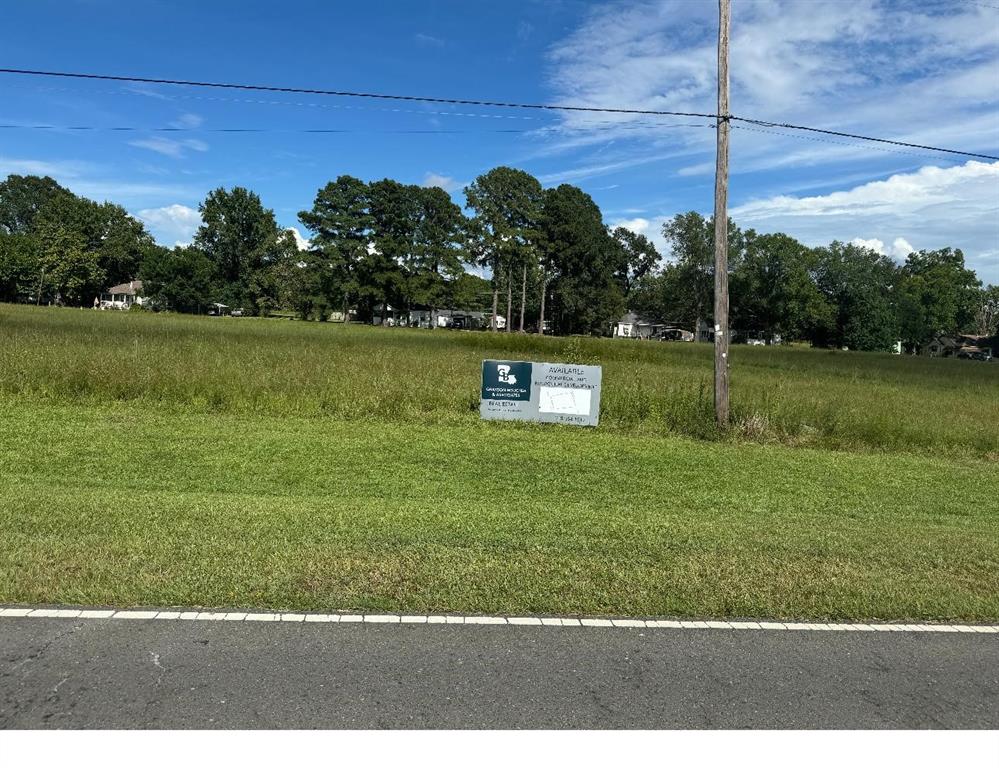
{"left": 713, "top": 0, "right": 731, "bottom": 428}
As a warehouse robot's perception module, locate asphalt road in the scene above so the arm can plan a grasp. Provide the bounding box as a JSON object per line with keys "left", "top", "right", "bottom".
{"left": 1, "top": 618, "right": 996, "bottom": 728}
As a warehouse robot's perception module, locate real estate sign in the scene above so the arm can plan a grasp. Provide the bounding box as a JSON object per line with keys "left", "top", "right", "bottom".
{"left": 480, "top": 359, "right": 602, "bottom": 427}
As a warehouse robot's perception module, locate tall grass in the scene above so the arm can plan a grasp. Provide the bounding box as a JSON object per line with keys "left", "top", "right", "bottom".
{"left": 2, "top": 303, "right": 997, "bottom": 455}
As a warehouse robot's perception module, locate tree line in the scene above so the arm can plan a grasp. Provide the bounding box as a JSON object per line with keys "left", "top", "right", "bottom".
{"left": 1, "top": 170, "right": 996, "bottom": 350}
{"left": 635, "top": 212, "right": 997, "bottom": 351}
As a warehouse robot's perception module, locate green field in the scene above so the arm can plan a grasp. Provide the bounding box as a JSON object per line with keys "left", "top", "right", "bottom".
{"left": 1, "top": 304, "right": 997, "bottom": 621}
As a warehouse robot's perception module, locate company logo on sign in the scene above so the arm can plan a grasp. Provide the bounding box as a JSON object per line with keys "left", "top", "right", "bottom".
{"left": 481, "top": 360, "right": 532, "bottom": 401}
{"left": 497, "top": 365, "right": 517, "bottom": 384}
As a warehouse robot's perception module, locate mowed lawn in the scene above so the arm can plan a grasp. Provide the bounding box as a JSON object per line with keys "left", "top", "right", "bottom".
{"left": 1, "top": 305, "right": 997, "bottom": 620}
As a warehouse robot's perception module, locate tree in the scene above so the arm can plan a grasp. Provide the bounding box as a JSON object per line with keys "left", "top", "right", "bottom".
{"left": 35, "top": 197, "right": 154, "bottom": 290}
{"left": 407, "top": 186, "right": 467, "bottom": 321}
{"left": 195, "top": 187, "right": 280, "bottom": 312}
{"left": 651, "top": 212, "right": 743, "bottom": 335}
{"left": 611, "top": 227, "right": 660, "bottom": 299}
{"left": 446, "top": 271, "right": 492, "bottom": 311}
{"left": 365, "top": 179, "right": 416, "bottom": 322}
{"left": 34, "top": 223, "right": 105, "bottom": 306}
{"left": 0, "top": 232, "right": 39, "bottom": 303}
{"left": 139, "top": 245, "right": 218, "bottom": 313}
{"left": 896, "top": 248, "right": 981, "bottom": 346}
{"left": 812, "top": 241, "right": 900, "bottom": 351}
{"left": 267, "top": 230, "right": 319, "bottom": 320}
{"left": 540, "top": 184, "right": 625, "bottom": 336}
{"left": 973, "top": 284, "right": 999, "bottom": 337}
{"left": 731, "top": 231, "right": 830, "bottom": 341}
{"left": 464, "top": 167, "right": 543, "bottom": 331}
{"left": 298, "top": 176, "right": 372, "bottom": 319}
{"left": 0, "top": 175, "right": 155, "bottom": 305}
{"left": 0, "top": 175, "right": 73, "bottom": 235}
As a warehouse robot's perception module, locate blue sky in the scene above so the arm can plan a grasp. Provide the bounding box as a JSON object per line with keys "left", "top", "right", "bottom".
{"left": 2, "top": 0, "right": 998, "bottom": 282}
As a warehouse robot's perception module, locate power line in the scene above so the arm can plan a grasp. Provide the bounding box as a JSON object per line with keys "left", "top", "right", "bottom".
{"left": 0, "top": 67, "right": 719, "bottom": 119}
{"left": 732, "top": 124, "right": 956, "bottom": 162}
{"left": 0, "top": 67, "right": 996, "bottom": 161}
{"left": 953, "top": 0, "right": 999, "bottom": 10}
{"left": 0, "top": 123, "right": 535, "bottom": 135}
{"left": 738, "top": 118, "right": 999, "bottom": 162}
{"left": 0, "top": 121, "right": 714, "bottom": 134}
{"left": 7, "top": 81, "right": 715, "bottom": 132}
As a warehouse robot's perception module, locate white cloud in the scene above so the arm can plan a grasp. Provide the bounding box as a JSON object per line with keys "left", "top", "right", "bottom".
{"left": 849, "top": 237, "right": 914, "bottom": 260}
{"left": 129, "top": 137, "right": 209, "bottom": 159}
{"left": 849, "top": 237, "right": 886, "bottom": 253}
{"left": 284, "top": 226, "right": 311, "bottom": 251}
{"left": 422, "top": 172, "right": 462, "bottom": 193}
{"left": 544, "top": 1, "right": 999, "bottom": 168}
{"left": 170, "top": 113, "right": 204, "bottom": 129}
{"left": 0, "top": 156, "right": 95, "bottom": 179}
{"left": 610, "top": 215, "right": 671, "bottom": 258}
{"left": 733, "top": 161, "right": 999, "bottom": 280}
{"left": 136, "top": 204, "right": 202, "bottom": 244}
{"left": 890, "top": 237, "right": 915, "bottom": 259}
{"left": 414, "top": 32, "right": 445, "bottom": 47}
{"left": 537, "top": 148, "right": 697, "bottom": 185}
{"left": 611, "top": 217, "right": 650, "bottom": 236}
{"left": 1, "top": 155, "right": 201, "bottom": 205}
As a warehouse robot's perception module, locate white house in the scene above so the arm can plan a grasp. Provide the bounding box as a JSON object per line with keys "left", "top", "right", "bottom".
{"left": 99, "top": 280, "right": 146, "bottom": 310}
{"left": 613, "top": 312, "right": 687, "bottom": 339}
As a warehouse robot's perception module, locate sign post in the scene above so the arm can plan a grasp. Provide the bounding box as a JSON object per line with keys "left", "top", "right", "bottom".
{"left": 480, "top": 359, "right": 602, "bottom": 427}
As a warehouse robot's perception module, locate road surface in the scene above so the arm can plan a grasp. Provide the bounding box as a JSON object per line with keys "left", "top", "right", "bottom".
{"left": 1, "top": 617, "right": 996, "bottom": 728}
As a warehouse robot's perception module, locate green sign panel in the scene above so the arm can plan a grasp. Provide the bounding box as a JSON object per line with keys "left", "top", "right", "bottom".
{"left": 480, "top": 359, "right": 602, "bottom": 427}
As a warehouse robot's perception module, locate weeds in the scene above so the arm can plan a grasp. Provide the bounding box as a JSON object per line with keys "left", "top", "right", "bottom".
{"left": 1, "top": 304, "right": 997, "bottom": 456}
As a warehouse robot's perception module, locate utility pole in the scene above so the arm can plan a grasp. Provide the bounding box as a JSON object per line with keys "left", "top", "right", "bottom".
{"left": 713, "top": 0, "right": 731, "bottom": 429}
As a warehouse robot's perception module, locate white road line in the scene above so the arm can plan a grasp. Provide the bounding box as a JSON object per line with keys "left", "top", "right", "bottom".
{"left": 27, "top": 609, "right": 81, "bottom": 618}
{"left": 78, "top": 610, "right": 115, "bottom": 619}
{"left": 1, "top": 606, "right": 995, "bottom": 633}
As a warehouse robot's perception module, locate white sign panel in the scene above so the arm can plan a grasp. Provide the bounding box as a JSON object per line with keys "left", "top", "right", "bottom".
{"left": 480, "top": 360, "right": 602, "bottom": 427}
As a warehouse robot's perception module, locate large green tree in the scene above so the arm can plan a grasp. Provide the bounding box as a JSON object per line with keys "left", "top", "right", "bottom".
{"left": 611, "top": 226, "right": 660, "bottom": 300}
{"left": 0, "top": 175, "right": 73, "bottom": 235}
{"left": 896, "top": 248, "right": 981, "bottom": 346}
{"left": 298, "top": 175, "right": 372, "bottom": 319}
{"left": 812, "top": 241, "right": 900, "bottom": 351}
{"left": 268, "top": 230, "right": 321, "bottom": 320}
{"left": 540, "top": 184, "right": 625, "bottom": 336}
{"left": 0, "top": 175, "right": 155, "bottom": 305}
{"left": 35, "top": 197, "right": 154, "bottom": 290}
{"left": 407, "top": 186, "right": 468, "bottom": 320}
{"left": 638, "top": 212, "right": 743, "bottom": 335}
{"left": 34, "top": 223, "right": 105, "bottom": 306}
{"left": 194, "top": 187, "right": 280, "bottom": 312}
{"left": 464, "top": 167, "right": 543, "bottom": 331}
{"left": 365, "top": 179, "right": 416, "bottom": 322}
{"left": 731, "top": 231, "right": 830, "bottom": 341}
{"left": 139, "top": 245, "right": 218, "bottom": 313}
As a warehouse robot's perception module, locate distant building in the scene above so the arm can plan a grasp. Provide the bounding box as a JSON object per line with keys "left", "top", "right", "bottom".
{"left": 922, "top": 333, "right": 996, "bottom": 360}
{"left": 99, "top": 280, "right": 146, "bottom": 310}
{"left": 406, "top": 308, "right": 499, "bottom": 330}
{"left": 613, "top": 312, "right": 693, "bottom": 341}
{"left": 613, "top": 312, "right": 665, "bottom": 339}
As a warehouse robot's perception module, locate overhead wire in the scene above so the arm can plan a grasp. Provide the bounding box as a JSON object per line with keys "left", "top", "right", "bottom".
{"left": 0, "top": 67, "right": 995, "bottom": 160}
